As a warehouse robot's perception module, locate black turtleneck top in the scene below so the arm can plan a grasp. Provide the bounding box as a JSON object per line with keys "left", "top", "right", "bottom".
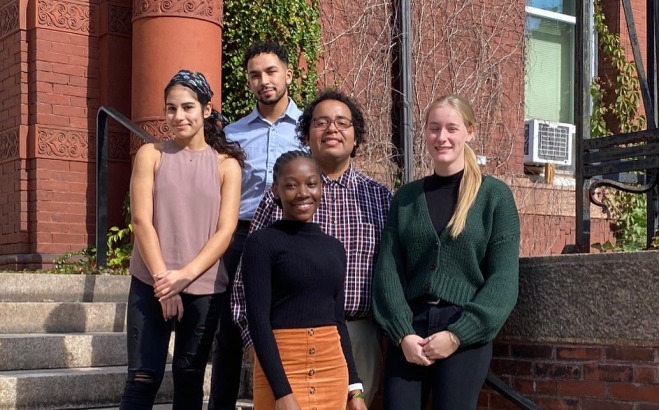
{"left": 423, "top": 170, "right": 464, "bottom": 235}
{"left": 241, "top": 219, "right": 360, "bottom": 399}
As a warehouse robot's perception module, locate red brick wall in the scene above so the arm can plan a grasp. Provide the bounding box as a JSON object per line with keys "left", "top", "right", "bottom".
{"left": 29, "top": 159, "right": 95, "bottom": 255}
{"left": 508, "top": 177, "right": 615, "bottom": 256}
{"left": 0, "top": 4, "right": 30, "bottom": 263}
{"left": 99, "top": 0, "right": 132, "bottom": 232}
{"left": 0, "top": 0, "right": 632, "bottom": 267}
{"left": 0, "top": 159, "right": 29, "bottom": 258}
{"left": 481, "top": 342, "right": 659, "bottom": 410}
{"left": 27, "top": 1, "right": 102, "bottom": 258}
{"left": 520, "top": 214, "right": 614, "bottom": 256}
{"left": 318, "top": 0, "right": 526, "bottom": 182}
{"left": 598, "top": 0, "right": 649, "bottom": 133}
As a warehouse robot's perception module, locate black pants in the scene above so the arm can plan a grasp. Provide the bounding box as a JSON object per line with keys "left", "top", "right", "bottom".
{"left": 208, "top": 224, "right": 249, "bottom": 410}
{"left": 120, "top": 276, "right": 221, "bottom": 410}
{"left": 383, "top": 303, "right": 492, "bottom": 410}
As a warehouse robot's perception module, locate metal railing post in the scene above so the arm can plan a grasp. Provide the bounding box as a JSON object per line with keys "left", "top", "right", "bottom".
{"left": 96, "top": 109, "right": 109, "bottom": 268}
{"left": 95, "top": 106, "right": 157, "bottom": 269}
{"left": 485, "top": 374, "right": 542, "bottom": 409}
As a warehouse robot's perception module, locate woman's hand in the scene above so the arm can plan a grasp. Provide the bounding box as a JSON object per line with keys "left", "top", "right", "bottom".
{"left": 159, "top": 294, "right": 183, "bottom": 321}
{"left": 347, "top": 390, "right": 368, "bottom": 410}
{"left": 420, "top": 331, "right": 460, "bottom": 360}
{"left": 400, "top": 335, "right": 435, "bottom": 366}
{"left": 275, "top": 394, "right": 301, "bottom": 410}
{"left": 154, "top": 270, "right": 192, "bottom": 300}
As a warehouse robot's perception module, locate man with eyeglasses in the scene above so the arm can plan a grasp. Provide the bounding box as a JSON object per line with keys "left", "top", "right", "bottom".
{"left": 208, "top": 41, "right": 303, "bottom": 410}
{"left": 231, "top": 89, "right": 392, "bottom": 407}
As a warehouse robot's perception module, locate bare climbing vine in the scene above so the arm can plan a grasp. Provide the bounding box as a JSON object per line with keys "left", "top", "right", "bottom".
{"left": 317, "top": 0, "right": 526, "bottom": 185}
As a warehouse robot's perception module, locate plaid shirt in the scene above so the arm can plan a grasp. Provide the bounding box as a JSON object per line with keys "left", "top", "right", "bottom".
{"left": 231, "top": 165, "right": 392, "bottom": 346}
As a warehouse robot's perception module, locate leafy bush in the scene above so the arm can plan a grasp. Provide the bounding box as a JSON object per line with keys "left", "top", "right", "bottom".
{"left": 53, "top": 194, "right": 131, "bottom": 274}
{"left": 590, "top": 0, "right": 648, "bottom": 252}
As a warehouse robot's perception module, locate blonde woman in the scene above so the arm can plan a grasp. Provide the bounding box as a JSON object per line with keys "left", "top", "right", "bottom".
{"left": 372, "top": 95, "right": 520, "bottom": 410}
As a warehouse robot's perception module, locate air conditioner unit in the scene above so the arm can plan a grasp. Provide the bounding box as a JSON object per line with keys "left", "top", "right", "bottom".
{"left": 524, "top": 119, "right": 574, "bottom": 166}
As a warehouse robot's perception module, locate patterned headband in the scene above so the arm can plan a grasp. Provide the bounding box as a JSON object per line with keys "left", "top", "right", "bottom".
{"left": 167, "top": 69, "right": 214, "bottom": 102}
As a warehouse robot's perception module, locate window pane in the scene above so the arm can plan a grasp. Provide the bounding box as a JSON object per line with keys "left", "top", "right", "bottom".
{"left": 525, "top": 16, "right": 574, "bottom": 123}
{"left": 526, "top": 0, "right": 575, "bottom": 16}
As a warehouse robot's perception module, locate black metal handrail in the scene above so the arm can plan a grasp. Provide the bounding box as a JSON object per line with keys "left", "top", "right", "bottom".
{"left": 96, "top": 106, "right": 157, "bottom": 268}
{"left": 485, "top": 374, "right": 542, "bottom": 409}
{"left": 575, "top": 0, "right": 658, "bottom": 251}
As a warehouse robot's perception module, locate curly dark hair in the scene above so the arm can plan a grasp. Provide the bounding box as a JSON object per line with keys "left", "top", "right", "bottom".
{"left": 296, "top": 89, "right": 366, "bottom": 158}
{"left": 243, "top": 41, "right": 289, "bottom": 69}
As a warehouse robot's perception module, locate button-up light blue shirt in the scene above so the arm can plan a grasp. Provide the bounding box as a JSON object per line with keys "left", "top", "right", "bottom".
{"left": 225, "top": 99, "right": 304, "bottom": 220}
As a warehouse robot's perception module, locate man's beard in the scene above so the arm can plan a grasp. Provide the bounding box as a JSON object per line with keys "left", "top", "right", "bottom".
{"left": 256, "top": 87, "right": 287, "bottom": 106}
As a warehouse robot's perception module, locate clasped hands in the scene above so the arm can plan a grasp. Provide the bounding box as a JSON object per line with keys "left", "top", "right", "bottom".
{"left": 153, "top": 269, "right": 192, "bottom": 321}
{"left": 400, "top": 331, "right": 460, "bottom": 366}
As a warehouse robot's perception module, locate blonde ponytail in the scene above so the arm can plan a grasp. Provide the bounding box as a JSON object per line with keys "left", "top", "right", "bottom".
{"left": 447, "top": 144, "right": 481, "bottom": 238}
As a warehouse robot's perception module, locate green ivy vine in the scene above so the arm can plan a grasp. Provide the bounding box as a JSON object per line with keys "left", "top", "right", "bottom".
{"left": 51, "top": 3, "right": 323, "bottom": 273}
{"left": 590, "top": 0, "right": 648, "bottom": 252}
{"left": 221, "top": 0, "right": 322, "bottom": 122}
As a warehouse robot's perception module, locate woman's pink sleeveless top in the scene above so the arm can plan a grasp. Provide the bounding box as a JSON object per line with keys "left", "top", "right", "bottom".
{"left": 129, "top": 140, "right": 228, "bottom": 294}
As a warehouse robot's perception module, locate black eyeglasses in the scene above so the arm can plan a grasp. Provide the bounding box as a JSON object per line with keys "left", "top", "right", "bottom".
{"left": 311, "top": 117, "right": 353, "bottom": 131}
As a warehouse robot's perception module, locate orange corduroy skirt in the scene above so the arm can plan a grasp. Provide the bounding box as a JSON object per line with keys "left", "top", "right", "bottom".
{"left": 253, "top": 326, "right": 348, "bottom": 410}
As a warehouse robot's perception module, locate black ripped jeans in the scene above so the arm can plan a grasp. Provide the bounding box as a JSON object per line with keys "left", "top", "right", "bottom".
{"left": 120, "top": 276, "right": 221, "bottom": 410}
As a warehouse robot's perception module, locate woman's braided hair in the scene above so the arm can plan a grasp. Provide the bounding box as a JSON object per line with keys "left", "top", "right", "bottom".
{"left": 271, "top": 150, "right": 321, "bottom": 208}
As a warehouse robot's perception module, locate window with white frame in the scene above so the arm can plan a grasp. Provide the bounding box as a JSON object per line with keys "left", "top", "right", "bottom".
{"left": 525, "top": 0, "right": 576, "bottom": 124}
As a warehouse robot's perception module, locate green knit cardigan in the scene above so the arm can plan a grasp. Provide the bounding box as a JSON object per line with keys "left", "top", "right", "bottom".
{"left": 372, "top": 175, "right": 520, "bottom": 347}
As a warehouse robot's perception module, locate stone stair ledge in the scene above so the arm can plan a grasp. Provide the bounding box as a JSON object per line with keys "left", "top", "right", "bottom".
{"left": 0, "top": 302, "right": 127, "bottom": 334}
{"left": 0, "top": 364, "right": 211, "bottom": 410}
{"left": 0, "top": 274, "right": 130, "bottom": 303}
{"left": 0, "top": 333, "right": 177, "bottom": 371}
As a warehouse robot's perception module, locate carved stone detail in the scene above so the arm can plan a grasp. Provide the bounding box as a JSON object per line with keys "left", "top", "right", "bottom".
{"left": 37, "top": 127, "right": 95, "bottom": 161}
{"left": 37, "top": 0, "right": 97, "bottom": 34}
{"left": 137, "top": 119, "right": 173, "bottom": 141}
{"left": 108, "top": 4, "right": 131, "bottom": 36}
{"left": 109, "top": 131, "right": 131, "bottom": 162}
{"left": 129, "top": 119, "right": 173, "bottom": 154}
{"left": 132, "top": 0, "right": 221, "bottom": 25}
{"left": 0, "top": 129, "right": 19, "bottom": 162}
{"left": 130, "top": 134, "right": 145, "bottom": 155}
{"left": 0, "top": 1, "right": 19, "bottom": 40}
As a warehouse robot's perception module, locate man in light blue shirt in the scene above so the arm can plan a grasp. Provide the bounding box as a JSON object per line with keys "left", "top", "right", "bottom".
{"left": 208, "top": 41, "right": 303, "bottom": 410}
{"left": 227, "top": 93, "right": 303, "bottom": 222}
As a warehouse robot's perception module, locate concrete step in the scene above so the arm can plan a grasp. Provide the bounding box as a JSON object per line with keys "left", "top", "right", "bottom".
{"left": 0, "top": 333, "right": 177, "bottom": 371}
{"left": 0, "top": 273, "right": 129, "bottom": 303}
{"left": 0, "top": 332, "right": 174, "bottom": 371}
{"left": 0, "top": 332, "right": 125, "bottom": 371}
{"left": 0, "top": 364, "right": 212, "bottom": 410}
{"left": 0, "top": 302, "right": 127, "bottom": 333}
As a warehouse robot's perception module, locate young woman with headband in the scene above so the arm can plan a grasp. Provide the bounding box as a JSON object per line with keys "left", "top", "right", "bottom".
{"left": 119, "top": 70, "right": 244, "bottom": 409}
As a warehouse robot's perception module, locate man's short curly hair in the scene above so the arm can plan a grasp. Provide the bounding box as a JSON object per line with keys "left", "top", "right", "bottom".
{"left": 243, "top": 41, "right": 289, "bottom": 69}
{"left": 296, "top": 90, "right": 366, "bottom": 158}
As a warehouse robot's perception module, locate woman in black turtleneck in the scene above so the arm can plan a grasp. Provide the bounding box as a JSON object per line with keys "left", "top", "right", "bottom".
{"left": 373, "top": 95, "right": 520, "bottom": 410}
{"left": 241, "top": 150, "right": 366, "bottom": 410}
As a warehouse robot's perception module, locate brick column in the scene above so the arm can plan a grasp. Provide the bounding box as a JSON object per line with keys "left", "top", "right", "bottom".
{"left": 131, "top": 0, "right": 222, "bottom": 141}
{"left": 99, "top": 0, "right": 132, "bottom": 234}
{"left": 0, "top": 0, "right": 103, "bottom": 268}
{"left": 0, "top": 0, "right": 30, "bottom": 268}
